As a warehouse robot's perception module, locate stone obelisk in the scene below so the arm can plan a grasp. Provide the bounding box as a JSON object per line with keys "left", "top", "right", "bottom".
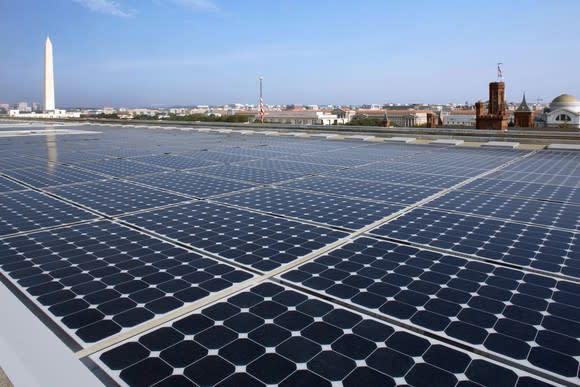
{"left": 44, "top": 37, "right": 55, "bottom": 112}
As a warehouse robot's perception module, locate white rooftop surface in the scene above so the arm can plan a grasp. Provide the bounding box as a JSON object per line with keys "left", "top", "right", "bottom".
{"left": 481, "top": 141, "right": 520, "bottom": 148}
{"left": 547, "top": 143, "right": 580, "bottom": 150}
{"left": 0, "top": 284, "right": 101, "bottom": 387}
{"left": 430, "top": 139, "right": 465, "bottom": 145}
{"left": 384, "top": 136, "right": 416, "bottom": 143}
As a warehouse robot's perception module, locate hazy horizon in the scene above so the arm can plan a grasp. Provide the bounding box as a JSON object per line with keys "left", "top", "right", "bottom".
{"left": 1, "top": 0, "right": 579, "bottom": 107}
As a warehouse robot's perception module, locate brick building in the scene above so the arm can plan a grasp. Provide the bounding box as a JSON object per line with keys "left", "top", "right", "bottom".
{"left": 475, "top": 82, "right": 508, "bottom": 130}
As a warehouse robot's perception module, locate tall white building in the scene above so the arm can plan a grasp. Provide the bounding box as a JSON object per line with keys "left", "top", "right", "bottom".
{"left": 44, "top": 37, "right": 55, "bottom": 112}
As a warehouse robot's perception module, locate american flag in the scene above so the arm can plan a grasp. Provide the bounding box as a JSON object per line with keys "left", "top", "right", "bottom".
{"left": 259, "top": 97, "right": 265, "bottom": 124}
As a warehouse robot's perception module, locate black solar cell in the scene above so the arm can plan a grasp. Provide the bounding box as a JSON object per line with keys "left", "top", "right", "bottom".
{"left": 217, "top": 187, "right": 404, "bottom": 229}
{"left": 121, "top": 201, "right": 348, "bottom": 272}
{"left": 0, "top": 221, "right": 254, "bottom": 344}
{"left": 0, "top": 190, "right": 96, "bottom": 236}
{"left": 426, "top": 191, "right": 580, "bottom": 231}
{"left": 46, "top": 180, "right": 190, "bottom": 216}
{"left": 370, "top": 208, "right": 580, "bottom": 278}
{"left": 280, "top": 236, "right": 580, "bottom": 380}
{"left": 93, "top": 282, "right": 553, "bottom": 386}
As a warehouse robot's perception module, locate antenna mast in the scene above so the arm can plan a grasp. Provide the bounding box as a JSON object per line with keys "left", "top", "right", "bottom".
{"left": 497, "top": 63, "right": 504, "bottom": 82}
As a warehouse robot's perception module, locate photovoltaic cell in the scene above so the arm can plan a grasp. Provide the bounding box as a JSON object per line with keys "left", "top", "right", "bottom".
{"left": 0, "top": 221, "right": 254, "bottom": 345}
{"left": 46, "top": 180, "right": 191, "bottom": 216}
{"left": 426, "top": 191, "right": 580, "bottom": 231}
{"left": 0, "top": 190, "right": 96, "bottom": 236}
{"left": 195, "top": 165, "right": 303, "bottom": 184}
{"left": 75, "top": 159, "right": 169, "bottom": 178}
{"left": 364, "top": 161, "right": 485, "bottom": 177}
{"left": 484, "top": 170, "right": 579, "bottom": 187}
{"left": 239, "top": 159, "right": 344, "bottom": 175}
{"left": 179, "top": 151, "right": 259, "bottom": 164}
{"left": 280, "top": 237, "right": 580, "bottom": 380}
{"left": 280, "top": 176, "right": 442, "bottom": 204}
{"left": 129, "top": 171, "right": 256, "bottom": 198}
{"left": 121, "top": 201, "right": 347, "bottom": 272}
{"left": 0, "top": 156, "right": 55, "bottom": 171}
{"left": 502, "top": 150, "right": 580, "bottom": 176}
{"left": 2, "top": 166, "right": 107, "bottom": 188}
{"left": 460, "top": 178, "right": 580, "bottom": 205}
{"left": 130, "top": 154, "right": 220, "bottom": 170}
{"left": 93, "top": 282, "right": 553, "bottom": 387}
{"left": 333, "top": 168, "right": 467, "bottom": 188}
{"left": 217, "top": 187, "right": 404, "bottom": 229}
{"left": 369, "top": 208, "right": 580, "bottom": 279}
{"left": 0, "top": 176, "right": 26, "bottom": 193}
{"left": 276, "top": 154, "right": 369, "bottom": 167}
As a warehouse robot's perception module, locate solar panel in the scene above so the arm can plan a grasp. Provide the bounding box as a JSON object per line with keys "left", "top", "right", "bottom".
{"left": 280, "top": 176, "right": 442, "bottom": 204}
{"left": 2, "top": 165, "right": 106, "bottom": 188}
{"left": 129, "top": 171, "right": 256, "bottom": 198}
{"left": 360, "top": 161, "right": 485, "bottom": 177}
{"left": 279, "top": 237, "right": 580, "bottom": 381}
{"left": 130, "top": 154, "right": 220, "bottom": 170}
{"left": 217, "top": 187, "right": 405, "bottom": 229}
{"left": 92, "top": 282, "right": 553, "bottom": 386}
{"left": 0, "top": 221, "right": 254, "bottom": 345}
{"left": 121, "top": 201, "right": 347, "bottom": 272}
{"left": 276, "top": 154, "right": 369, "bottom": 167}
{"left": 0, "top": 190, "right": 96, "bottom": 236}
{"left": 426, "top": 190, "right": 580, "bottom": 231}
{"left": 1, "top": 125, "right": 578, "bottom": 387}
{"left": 369, "top": 208, "right": 580, "bottom": 279}
{"left": 75, "top": 159, "right": 170, "bottom": 178}
{"left": 194, "top": 165, "right": 303, "bottom": 184}
{"left": 46, "top": 180, "right": 191, "bottom": 216}
{"left": 179, "top": 151, "right": 259, "bottom": 164}
{"left": 0, "top": 156, "right": 57, "bottom": 170}
{"left": 460, "top": 178, "right": 580, "bottom": 204}
{"left": 502, "top": 150, "right": 580, "bottom": 175}
{"left": 239, "top": 159, "right": 344, "bottom": 174}
{"left": 334, "top": 168, "right": 467, "bottom": 188}
{"left": 485, "top": 170, "right": 579, "bottom": 187}
{"left": 0, "top": 176, "right": 27, "bottom": 193}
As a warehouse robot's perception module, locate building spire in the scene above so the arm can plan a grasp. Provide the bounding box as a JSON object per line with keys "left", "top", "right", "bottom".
{"left": 516, "top": 92, "right": 532, "bottom": 112}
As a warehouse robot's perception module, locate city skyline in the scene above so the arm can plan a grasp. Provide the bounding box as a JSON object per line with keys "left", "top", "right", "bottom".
{"left": 1, "top": 0, "right": 579, "bottom": 107}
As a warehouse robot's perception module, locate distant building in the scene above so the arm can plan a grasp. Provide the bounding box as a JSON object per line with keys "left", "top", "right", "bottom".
{"left": 475, "top": 82, "right": 508, "bottom": 130}
{"left": 513, "top": 94, "right": 534, "bottom": 128}
{"left": 545, "top": 94, "right": 580, "bottom": 128}
{"left": 356, "top": 109, "right": 430, "bottom": 127}
{"left": 17, "top": 102, "right": 31, "bottom": 112}
{"left": 331, "top": 108, "right": 356, "bottom": 124}
{"left": 264, "top": 110, "right": 338, "bottom": 125}
{"left": 443, "top": 110, "right": 476, "bottom": 127}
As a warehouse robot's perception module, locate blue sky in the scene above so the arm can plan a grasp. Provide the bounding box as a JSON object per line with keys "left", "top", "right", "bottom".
{"left": 1, "top": 0, "right": 579, "bottom": 107}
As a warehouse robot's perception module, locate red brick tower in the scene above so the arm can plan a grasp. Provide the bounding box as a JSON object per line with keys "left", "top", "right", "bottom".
{"left": 475, "top": 81, "right": 508, "bottom": 130}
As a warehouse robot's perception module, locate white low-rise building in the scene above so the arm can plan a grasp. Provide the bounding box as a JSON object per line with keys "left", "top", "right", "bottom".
{"left": 264, "top": 111, "right": 339, "bottom": 125}
{"left": 8, "top": 110, "right": 81, "bottom": 119}
{"left": 356, "top": 109, "right": 430, "bottom": 127}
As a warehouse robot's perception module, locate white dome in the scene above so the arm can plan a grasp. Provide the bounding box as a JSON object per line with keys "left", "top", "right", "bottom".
{"left": 550, "top": 94, "right": 580, "bottom": 113}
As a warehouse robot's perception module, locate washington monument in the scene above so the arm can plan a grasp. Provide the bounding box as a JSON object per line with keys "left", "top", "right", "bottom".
{"left": 44, "top": 37, "right": 55, "bottom": 112}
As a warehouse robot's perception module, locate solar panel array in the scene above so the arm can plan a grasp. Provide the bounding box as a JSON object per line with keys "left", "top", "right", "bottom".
{"left": 0, "top": 124, "right": 578, "bottom": 387}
